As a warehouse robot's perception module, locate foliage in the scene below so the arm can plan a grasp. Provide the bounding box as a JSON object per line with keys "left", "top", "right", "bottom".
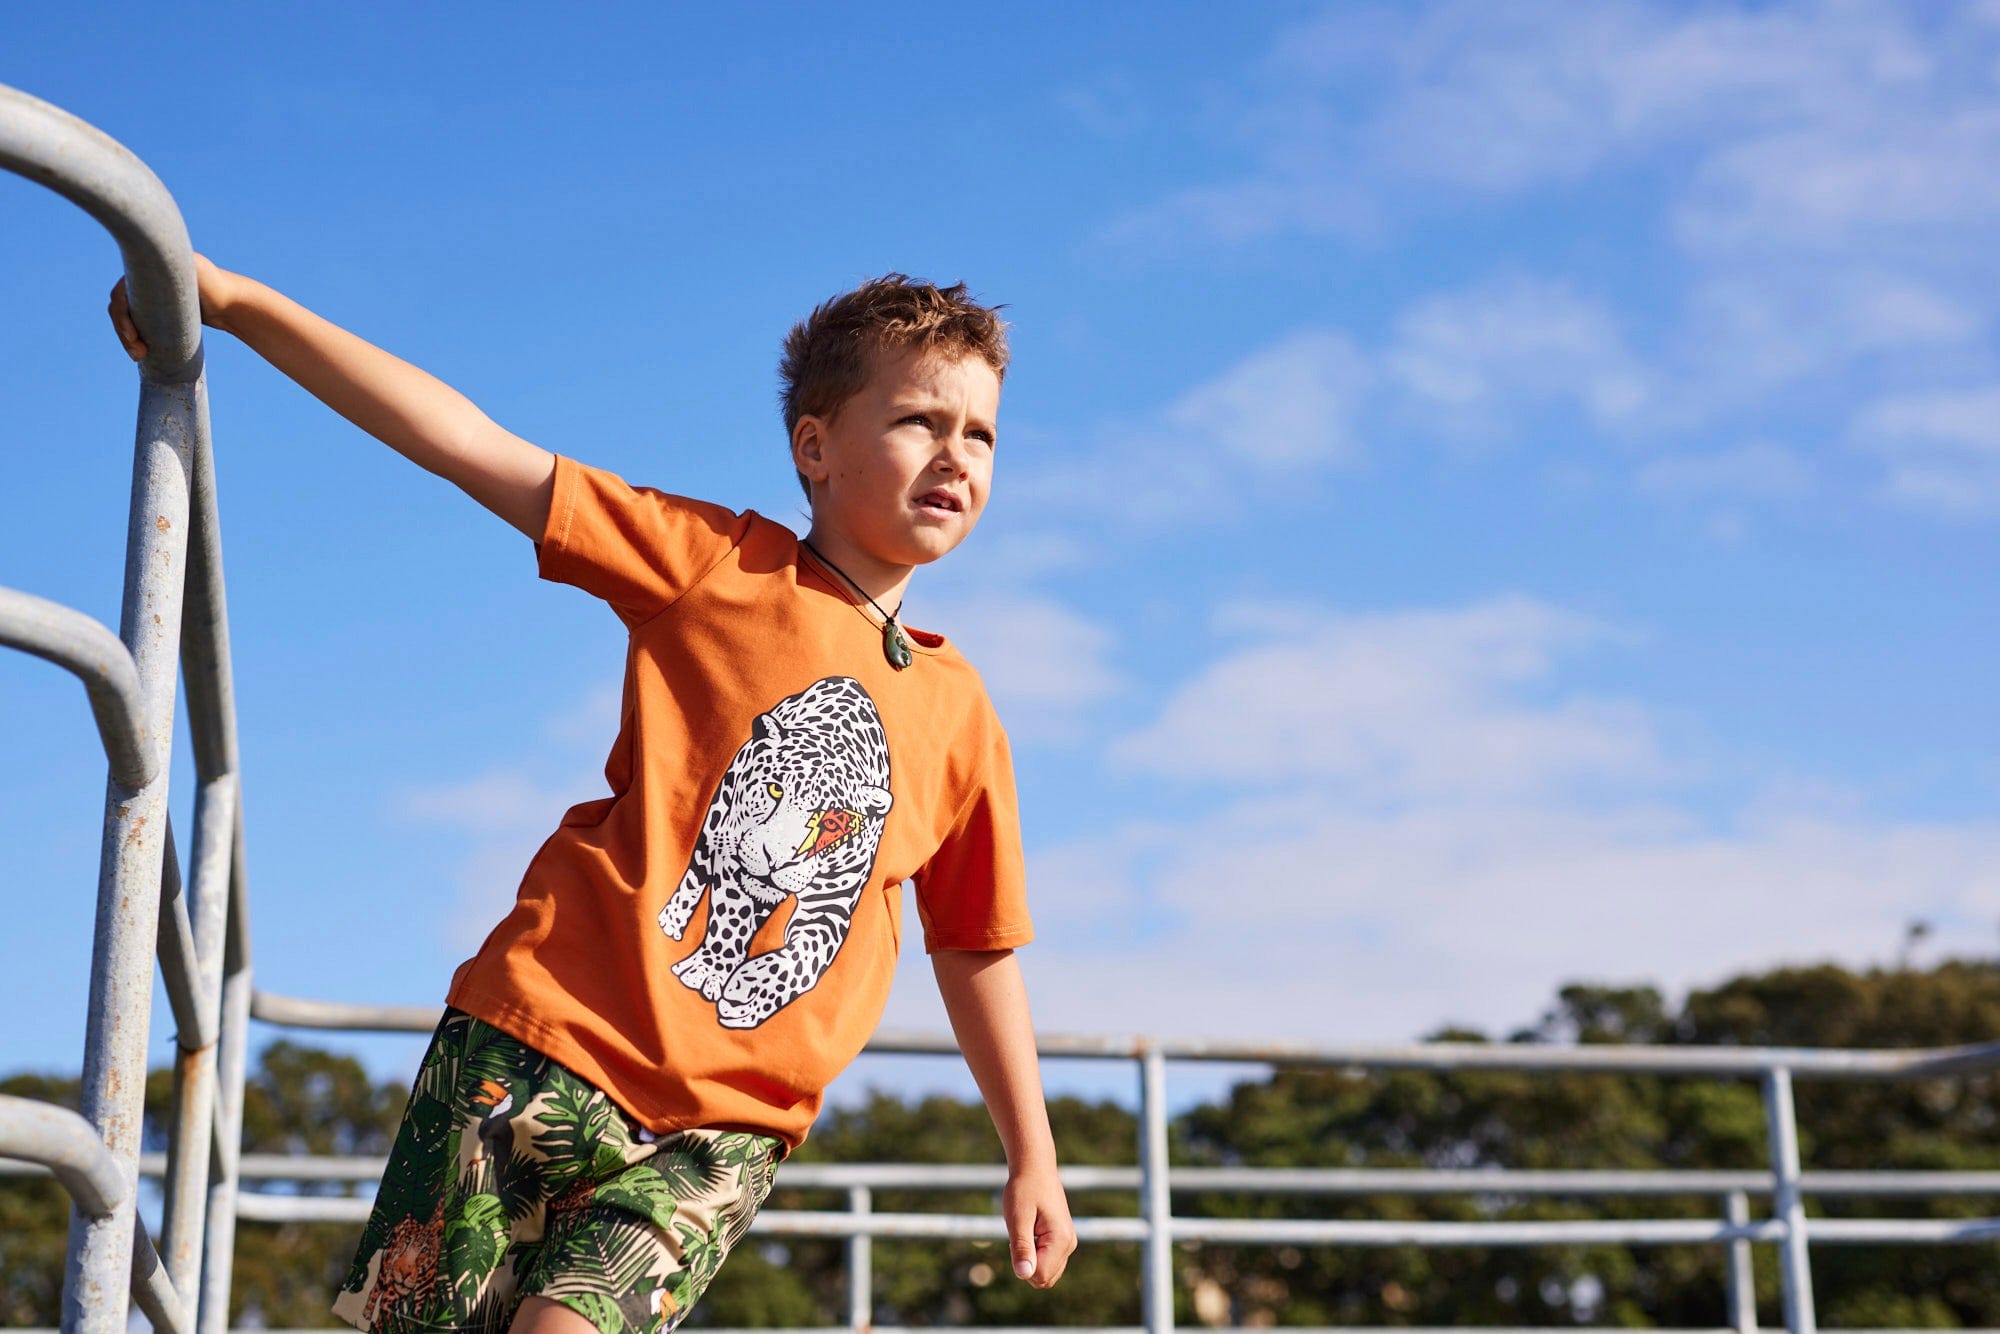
{"left": 1, "top": 961, "right": 1996, "bottom": 1326}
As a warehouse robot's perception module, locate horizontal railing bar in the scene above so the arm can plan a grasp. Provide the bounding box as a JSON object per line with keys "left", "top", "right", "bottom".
{"left": 12, "top": 1153, "right": 1997, "bottom": 1199}
{"left": 1173, "top": 1217, "right": 1787, "bottom": 1246}
{"left": 246, "top": 989, "right": 2000, "bottom": 1078}
{"left": 753, "top": 1210, "right": 1150, "bottom": 1241}
{"left": 0, "top": 585, "right": 153, "bottom": 786}
{"left": 1808, "top": 1217, "right": 2000, "bottom": 1243}
{"left": 249, "top": 991, "right": 443, "bottom": 1033}
{"left": 222, "top": 1193, "right": 2000, "bottom": 1248}
{"left": 0, "top": 1095, "right": 128, "bottom": 1216}
{"left": 156, "top": 816, "right": 214, "bottom": 1051}
{"left": 1138, "top": 1037, "right": 2000, "bottom": 1079}
{"left": 231, "top": 1193, "right": 366, "bottom": 1223}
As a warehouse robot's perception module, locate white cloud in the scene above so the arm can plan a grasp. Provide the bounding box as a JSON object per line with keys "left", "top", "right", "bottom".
{"left": 392, "top": 700, "right": 622, "bottom": 952}
{"left": 1053, "top": 70, "right": 1149, "bottom": 140}
{"left": 1115, "top": 0, "right": 1965, "bottom": 243}
{"left": 397, "top": 768, "right": 592, "bottom": 832}
{"left": 1674, "top": 110, "right": 2000, "bottom": 254}
{"left": 986, "top": 595, "right": 2000, "bottom": 1043}
{"left": 1008, "top": 798, "right": 2000, "bottom": 1044}
{"left": 928, "top": 592, "right": 1123, "bottom": 741}
{"left": 1383, "top": 274, "right": 1652, "bottom": 437}
{"left": 1852, "top": 386, "right": 2000, "bottom": 515}
{"left": 1012, "top": 330, "right": 1372, "bottom": 527}
{"left": 1111, "top": 597, "right": 1663, "bottom": 803}
{"left": 1673, "top": 268, "right": 1986, "bottom": 407}
{"left": 1090, "top": 0, "right": 2000, "bottom": 510}
{"left": 1165, "top": 331, "right": 1372, "bottom": 466}
{"left": 542, "top": 682, "right": 623, "bottom": 747}
{"left": 400, "top": 768, "right": 603, "bottom": 954}
{"left": 1637, "top": 441, "right": 1811, "bottom": 499}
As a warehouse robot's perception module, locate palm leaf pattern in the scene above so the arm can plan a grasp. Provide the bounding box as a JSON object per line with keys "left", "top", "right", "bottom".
{"left": 333, "top": 1011, "right": 783, "bottom": 1334}
{"left": 529, "top": 1073, "right": 621, "bottom": 1195}
{"left": 651, "top": 1133, "right": 728, "bottom": 1202}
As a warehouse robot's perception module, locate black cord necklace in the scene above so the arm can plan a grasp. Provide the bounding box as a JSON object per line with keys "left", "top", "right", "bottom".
{"left": 800, "top": 539, "right": 915, "bottom": 669}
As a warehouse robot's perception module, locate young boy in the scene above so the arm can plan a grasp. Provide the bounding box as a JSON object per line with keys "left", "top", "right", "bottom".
{"left": 110, "top": 260, "right": 1076, "bottom": 1334}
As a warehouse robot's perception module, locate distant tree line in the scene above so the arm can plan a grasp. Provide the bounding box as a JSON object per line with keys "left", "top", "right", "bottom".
{"left": 2, "top": 960, "right": 1997, "bottom": 1328}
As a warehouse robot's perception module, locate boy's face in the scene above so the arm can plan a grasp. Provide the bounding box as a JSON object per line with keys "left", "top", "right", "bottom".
{"left": 792, "top": 344, "right": 1000, "bottom": 572}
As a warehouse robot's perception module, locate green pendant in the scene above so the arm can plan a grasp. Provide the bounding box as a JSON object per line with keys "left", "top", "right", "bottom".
{"left": 884, "top": 619, "right": 914, "bottom": 669}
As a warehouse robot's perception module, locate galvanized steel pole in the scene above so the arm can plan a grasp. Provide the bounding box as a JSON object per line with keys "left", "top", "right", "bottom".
{"left": 1138, "top": 1046, "right": 1173, "bottom": 1334}
{"left": 0, "top": 80, "right": 209, "bottom": 1334}
{"left": 1763, "top": 1067, "right": 1816, "bottom": 1334}
{"left": 848, "top": 1185, "right": 873, "bottom": 1332}
{"left": 1723, "top": 1189, "right": 1756, "bottom": 1333}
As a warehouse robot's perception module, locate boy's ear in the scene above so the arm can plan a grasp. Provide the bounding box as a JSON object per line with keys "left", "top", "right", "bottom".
{"left": 791, "top": 415, "right": 832, "bottom": 484}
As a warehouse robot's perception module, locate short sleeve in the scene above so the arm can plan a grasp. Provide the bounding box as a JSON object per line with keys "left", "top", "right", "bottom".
{"left": 535, "top": 453, "right": 752, "bottom": 627}
{"left": 911, "top": 703, "right": 1034, "bottom": 953}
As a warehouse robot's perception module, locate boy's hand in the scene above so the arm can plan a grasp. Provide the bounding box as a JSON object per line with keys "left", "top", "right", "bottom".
{"left": 1003, "top": 1161, "right": 1076, "bottom": 1288}
{"left": 108, "top": 252, "right": 234, "bottom": 360}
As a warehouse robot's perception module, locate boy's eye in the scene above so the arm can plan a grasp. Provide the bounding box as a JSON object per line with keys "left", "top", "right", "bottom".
{"left": 766, "top": 782, "right": 783, "bottom": 800}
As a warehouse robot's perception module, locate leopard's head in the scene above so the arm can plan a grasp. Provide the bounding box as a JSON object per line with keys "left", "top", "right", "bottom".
{"left": 732, "top": 712, "right": 892, "bottom": 890}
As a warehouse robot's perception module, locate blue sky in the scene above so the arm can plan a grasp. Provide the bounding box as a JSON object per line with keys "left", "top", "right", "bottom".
{"left": 5, "top": 2, "right": 2000, "bottom": 1114}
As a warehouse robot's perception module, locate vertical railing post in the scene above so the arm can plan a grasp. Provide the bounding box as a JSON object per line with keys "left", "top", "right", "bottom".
{"left": 1723, "top": 1189, "right": 1756, "bottom": 1333}
{"left": 64, "top": 375, "right": 199, "bottom": 1334}
{"left": 847, "top": 1184, "right": 872, "bottom": 1333}
{"left": 162, "top": 385, "right": 236, "bottom": 1330}
{"left": 198, "top": 837, "right": 253, "bottom": 1334}
{"left": 160, "top": 770, "right": 235, "bottom": 1310}
{"left": 1763, "top": 1066, "right": 1816, "bottom": 1334}
{"left": 1139, "top": 1043, "right": 1173, "bottom": 1334}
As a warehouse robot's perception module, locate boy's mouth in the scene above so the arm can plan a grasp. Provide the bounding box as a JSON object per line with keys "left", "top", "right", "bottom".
{"left": 915, "top": 488, "right": 963, "bottom": 515}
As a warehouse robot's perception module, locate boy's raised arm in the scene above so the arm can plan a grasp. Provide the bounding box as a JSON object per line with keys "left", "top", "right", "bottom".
{"left": 110, "top": 254, "right": 556, "bottom": 540}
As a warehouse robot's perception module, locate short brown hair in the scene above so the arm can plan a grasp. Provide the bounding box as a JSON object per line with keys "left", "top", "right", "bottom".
{"left": 780, "top": 274, "right": 1010, "bottom": 497}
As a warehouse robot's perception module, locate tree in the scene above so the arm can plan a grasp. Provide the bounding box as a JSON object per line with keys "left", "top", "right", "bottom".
{"left": 1, "top": 960, "right": 1995, "bottom": 1326}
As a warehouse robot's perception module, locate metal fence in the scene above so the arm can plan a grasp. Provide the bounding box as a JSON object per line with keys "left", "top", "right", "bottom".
{"left": 5, "top": 78, "right": 2000, "bottom": 1334}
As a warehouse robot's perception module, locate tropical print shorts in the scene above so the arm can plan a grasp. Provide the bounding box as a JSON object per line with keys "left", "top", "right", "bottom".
{"left": 331, "top": 1006, "right": 783, "bottom": 1334}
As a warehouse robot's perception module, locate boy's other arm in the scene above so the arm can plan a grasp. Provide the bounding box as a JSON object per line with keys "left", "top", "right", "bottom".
{"left": 931, "top": 947, "right": 1076, "bottom": 1288}
{"left": 109, "top": 256, "right": 555, "bottom": 540}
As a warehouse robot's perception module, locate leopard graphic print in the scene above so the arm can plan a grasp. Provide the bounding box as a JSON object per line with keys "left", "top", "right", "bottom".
{"left": 657, "top": 676, "right": 893, "bottom": 1028}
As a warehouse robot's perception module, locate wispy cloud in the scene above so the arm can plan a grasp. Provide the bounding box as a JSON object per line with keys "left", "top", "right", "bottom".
{"left": 391, "top": 696, "right": 620, "bottom": 952}
{"left": 1111, "top": 597, "right": 1663, "bottom": 802}
{"left": 1382, "top": 273, "right": 1652, "bottom": 439}
{"left": 1010, "top": 798, "right": 2000, "bottom": 1044}
{"left": 1852, "top": 385, "right": 2000, "bottom": 516}
{"left": 1636, "top": 441, "right": 1811, "bottom": 500}
{"left": 928, "top": 592, "right": 1123, "bottom": 742}
{"left": 1011, "top": 330, "right": 1372, "bottom": 527}
{"left": 985, "top": 595, "right": 2000, "bottom": 1042}
{"left": 1108, "top": 0, "right": 1979, "bottom": 247}
{"left": 1082, "top": 0, "right": 2000, "bottom": 524}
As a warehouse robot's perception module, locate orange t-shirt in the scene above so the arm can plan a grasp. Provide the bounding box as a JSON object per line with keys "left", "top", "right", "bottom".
{"left": 445, "top": 453, "right": 1033, "bottom": 1151}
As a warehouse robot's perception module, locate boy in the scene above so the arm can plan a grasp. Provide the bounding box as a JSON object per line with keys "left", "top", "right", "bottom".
{"left": 110, "top": 260, "right": 1076, "bottom": 1334}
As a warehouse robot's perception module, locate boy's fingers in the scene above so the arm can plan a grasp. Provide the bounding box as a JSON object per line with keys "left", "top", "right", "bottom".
{"left": 107, "top": 279, "right": 146, "bottom": 359}
{"left": 1006, "top": 1198, "right": 1037, "bottom": 1279}
{"left": 1034, "top": 1216, "right": 1075, "bottom": 1287}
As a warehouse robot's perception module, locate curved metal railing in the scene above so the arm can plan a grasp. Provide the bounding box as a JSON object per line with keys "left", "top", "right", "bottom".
{"left": 0, "top": 78, "right": 253, "bottom": 1334}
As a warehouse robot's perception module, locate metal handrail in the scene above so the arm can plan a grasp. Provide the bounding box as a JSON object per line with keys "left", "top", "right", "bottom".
{"left": 220, "top": 999, "right": 2000, "bottom": 1334}
{"left": 5, "top": 79, "right": 1998, "bottom": 1334}
{"left": 0, "top": 79, "right": 237, "bottom": 1334}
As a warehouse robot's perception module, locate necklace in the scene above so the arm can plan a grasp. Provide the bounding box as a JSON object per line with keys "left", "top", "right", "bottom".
{"left": 799, "top": 539, "right": 915, "bottom": 669}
